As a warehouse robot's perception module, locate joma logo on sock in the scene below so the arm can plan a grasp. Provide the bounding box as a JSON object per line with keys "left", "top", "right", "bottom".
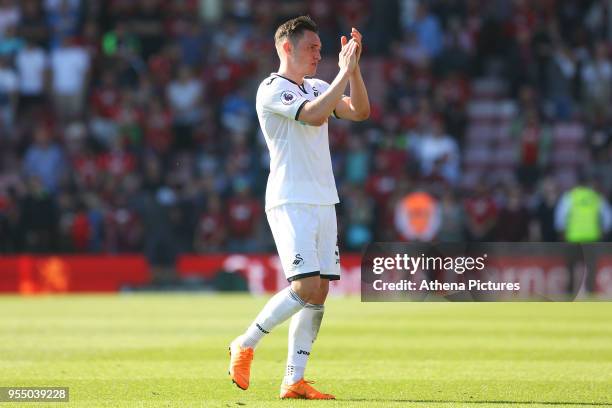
{"left": 297, "top": 350, "right": 310, "bottom": 355}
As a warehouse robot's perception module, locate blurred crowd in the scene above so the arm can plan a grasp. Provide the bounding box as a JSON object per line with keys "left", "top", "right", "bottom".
{"left": 0, "top": 0, "right": 611, "bottom": 264}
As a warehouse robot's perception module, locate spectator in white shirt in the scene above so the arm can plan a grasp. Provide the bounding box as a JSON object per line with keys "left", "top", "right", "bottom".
{"left": 581, "top": 42, "right": 612, "bottom": 117}
{"left": 412, "top": 119, "right": 461, "bottom": 185}
{"left": 167, "top": 65, "right": 203, "bottom": 123}
{"left": 16, "top": 38, "right": 48, "bottom": 115}
{"left": 50, "top": 37, "right": 90, "bottom": 119}
{"left": 166, "top": 65, "right": 203, "bottom": 149}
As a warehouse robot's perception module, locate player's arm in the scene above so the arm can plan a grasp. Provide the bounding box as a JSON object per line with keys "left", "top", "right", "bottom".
{"left": 334, "top": 28, "right": 370, "bottom": 122}
{"left": 297, "top": 39, "right": 358, "bottom": 126}
{"left": 334, "top": 67, "right": 370, "bottom": 121}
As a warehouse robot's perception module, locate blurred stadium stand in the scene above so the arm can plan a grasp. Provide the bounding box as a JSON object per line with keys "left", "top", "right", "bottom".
{"left": 0, "top": 0, "right": 611, "bottom": 290}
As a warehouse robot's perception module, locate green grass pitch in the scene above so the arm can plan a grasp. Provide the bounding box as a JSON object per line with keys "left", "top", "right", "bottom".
{"left": 0, "top": 294, "right": 611, "bottom": 407}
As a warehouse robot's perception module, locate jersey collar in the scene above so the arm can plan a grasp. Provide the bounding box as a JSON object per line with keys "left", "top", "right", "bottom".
{"left": 271, "top": 73, "right": 308, "bottom": 94}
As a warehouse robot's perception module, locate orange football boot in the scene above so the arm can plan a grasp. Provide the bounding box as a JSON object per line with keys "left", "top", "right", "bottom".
{"left": 228, "top": 336, "right": 253, "bottom": 390}
{"left": 280, "top": 379, "right": 335, "bottom": 400}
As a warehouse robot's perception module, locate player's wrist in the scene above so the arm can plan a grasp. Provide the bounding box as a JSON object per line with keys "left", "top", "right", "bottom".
{"left": 338, "top": 67, "right": 352, "bottom": 80}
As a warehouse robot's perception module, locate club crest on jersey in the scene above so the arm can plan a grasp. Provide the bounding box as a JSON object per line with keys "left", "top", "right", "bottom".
{"left": 280, "top": 90, "right": 297, "bottom": 105}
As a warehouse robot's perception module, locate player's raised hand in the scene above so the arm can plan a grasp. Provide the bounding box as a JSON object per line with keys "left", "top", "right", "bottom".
{"left": 350, "top": 27, "right": 363, "bottom": 63}
{"left": 338, "top": 36, "right": 359, "bottom": 73}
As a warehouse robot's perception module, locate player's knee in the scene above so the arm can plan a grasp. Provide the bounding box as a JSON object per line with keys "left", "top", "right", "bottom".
{"left": 309, "top": 292, "right": 327, "bottom": 305}
{"left": 294, "top": 286, "right": 319, "bottom": 304}
{"left": 305, "top": 281, "right": 329, "bottom": 305}
{"left": 291, "top": 276, "right": 321, "bottom": 304}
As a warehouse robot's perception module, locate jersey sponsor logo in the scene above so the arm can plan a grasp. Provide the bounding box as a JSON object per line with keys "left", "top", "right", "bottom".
{"left": 280, "top": 90, "right": 297, "bottom": 105}
{"left": 290, "top": 253, "right": 304, "bottom": 270}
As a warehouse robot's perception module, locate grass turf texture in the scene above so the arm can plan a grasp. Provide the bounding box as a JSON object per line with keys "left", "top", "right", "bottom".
{"left": 0, "top": 295, "right": 611, "bottom": 407}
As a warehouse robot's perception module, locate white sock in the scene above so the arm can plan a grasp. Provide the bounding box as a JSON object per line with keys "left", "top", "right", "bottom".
{"left": 284, "top": 303, "right": 324, "bottom": 385}
{"left": 241, "top": 287, "right": 306, "bottom": 349}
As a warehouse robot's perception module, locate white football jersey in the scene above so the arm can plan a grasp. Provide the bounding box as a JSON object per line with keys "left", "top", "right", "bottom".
{"left": 256, "top": 73, "right": 340, "bottom": 211}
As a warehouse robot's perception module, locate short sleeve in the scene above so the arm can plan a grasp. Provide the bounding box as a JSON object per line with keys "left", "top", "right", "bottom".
{"left": 258, "top": 81, "right": 309, "bottom": 121}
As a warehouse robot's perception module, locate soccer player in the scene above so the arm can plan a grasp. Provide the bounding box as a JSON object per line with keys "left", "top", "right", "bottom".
{"left": 228, "top": 15, "right": 369, "bottom": 399}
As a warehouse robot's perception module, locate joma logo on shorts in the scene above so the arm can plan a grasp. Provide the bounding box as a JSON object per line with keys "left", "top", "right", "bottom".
{"left": 297, "top": 350, "right": 310, "bottom": 355}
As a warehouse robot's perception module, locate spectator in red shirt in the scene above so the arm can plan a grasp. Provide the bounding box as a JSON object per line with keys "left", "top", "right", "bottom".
{"left": 145, "top": 99, "right": 173, "bottom": 156}
{"left": 511, "top": 108, "right": 551, "bottom": 188}
{"left": 71, "top": 146, "right": 101, "bottom": 190}
{"left": 194, "top": 194, "right": 226, "bottom": 253}
{"left": 494, "top": 185, "right": 530, "bottom": 241}
{"left": 464, "top": 184, "right": 498, "bottom": 241}
{"left": 226, "top": 179, "right": 262, "bottom": 253}
{"left": 104, "top": 195, "right": 143, "bottom": 253}
{"left": 70, "top": 207, "right": 91, "bottom": 252}
{"left": 90, "top": 70, "right": 121, "bottom": 147}
{"left": 96, "top": 136, "right": 136, "bottom": 178}
{"left": 365, "top": 149, "right": 400, "bottom": 208}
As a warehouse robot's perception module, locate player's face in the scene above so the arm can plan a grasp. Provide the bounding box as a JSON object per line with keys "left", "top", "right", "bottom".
{"left": 292, "top": 31, "right": 322, "bottom": 76}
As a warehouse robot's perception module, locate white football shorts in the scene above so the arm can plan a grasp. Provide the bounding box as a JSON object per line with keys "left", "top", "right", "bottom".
{"left": 266, "top": 203, "right": 340, "bottom": 281}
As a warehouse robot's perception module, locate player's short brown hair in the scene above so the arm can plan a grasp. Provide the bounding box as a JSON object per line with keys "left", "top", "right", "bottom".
{"left": 274, "top": 15, "right": 318, "bottom": 46}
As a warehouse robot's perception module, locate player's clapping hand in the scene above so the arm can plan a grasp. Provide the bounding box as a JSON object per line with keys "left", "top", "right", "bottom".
{"left": 338, "top": 35, "right": 359, "bottom": 73}
{"left": 350, "top": 27, "right": 363, "bottom": 63}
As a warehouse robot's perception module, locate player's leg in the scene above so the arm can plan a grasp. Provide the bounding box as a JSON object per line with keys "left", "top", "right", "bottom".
{"left": 284, "top": 277, "right": 328, "bottom": 385}
{"left": 242, "top": 204, "right": 321, "bottom": 347}
{"left": 229, "top": 204, "right": 319, "bottom": 390}
{"left": 281, "top": 276, "right": 334, "bottom": 399}
{"left": 280, "top": 205, "right": 338, "bottom": 399}
{"left": 228, "top": 284, "right": 306, "bottom": 390}
{"left": 228, "top": 277, "right": 324, "bottom": 390}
